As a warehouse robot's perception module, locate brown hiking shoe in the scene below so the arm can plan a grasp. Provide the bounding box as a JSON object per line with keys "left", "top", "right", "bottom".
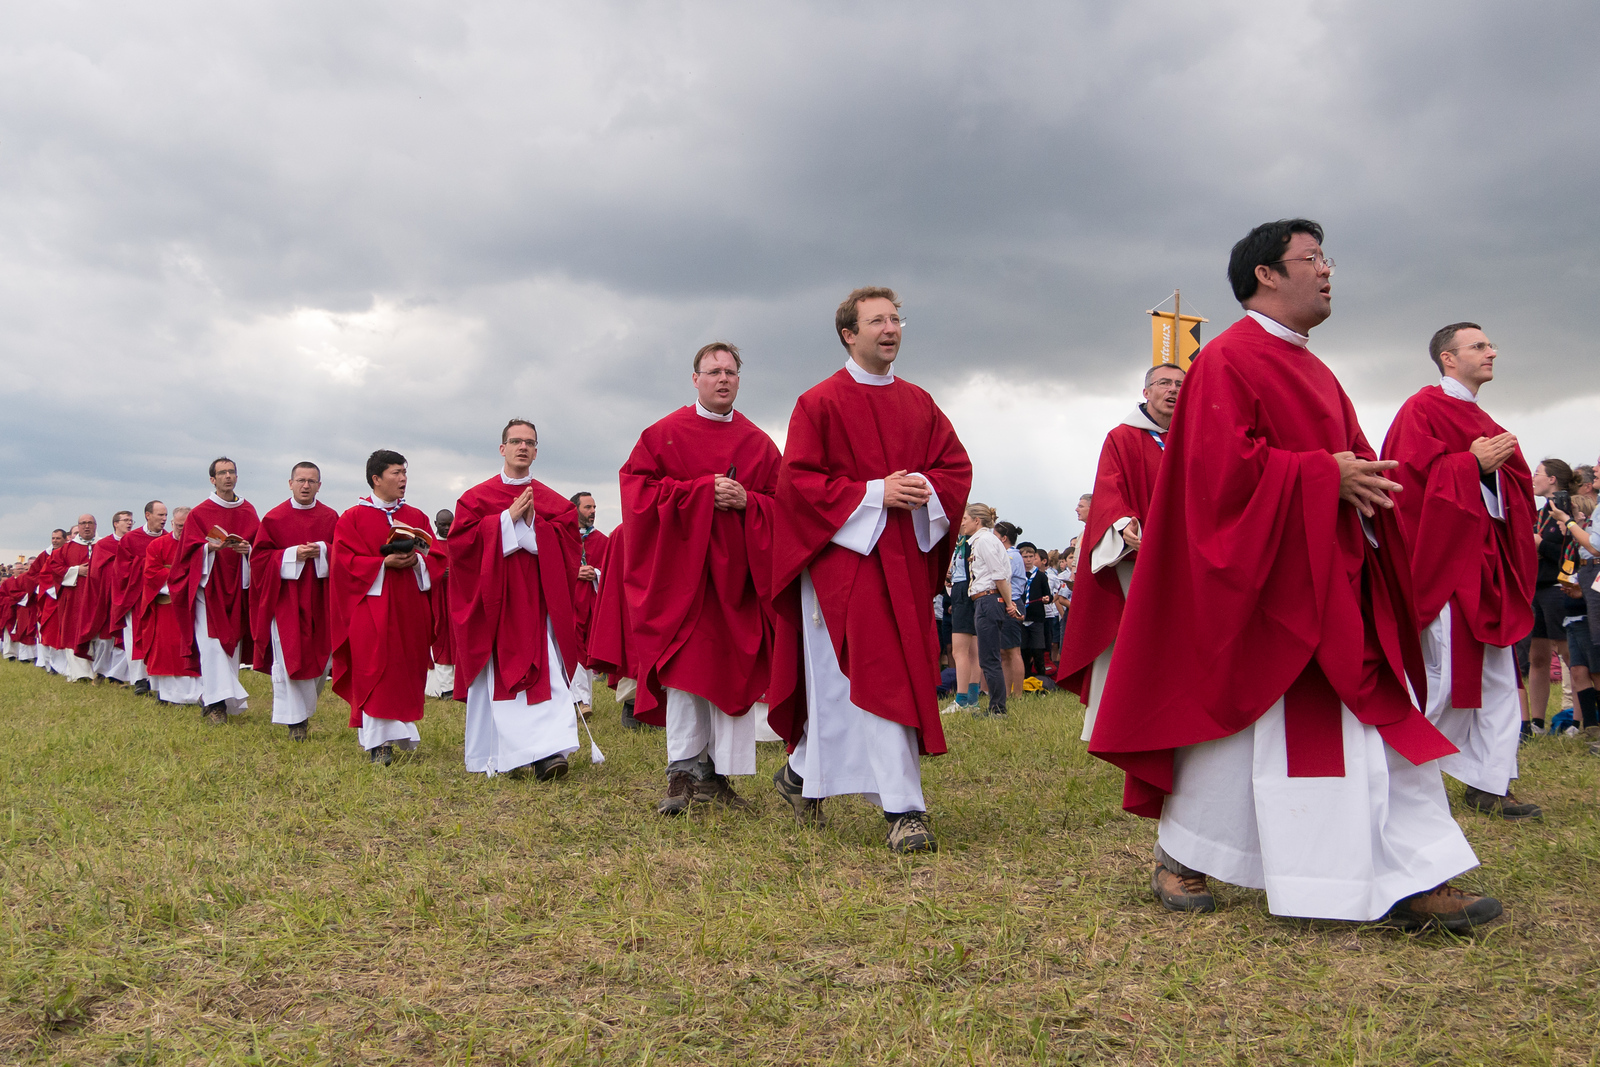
{"left": 772, "top": 763, "right": 825, "bottom": 825}
{"left": 1152, "top": 864, "right": 1216, "bottom": 913}
{"left": 1461, "top": 785, "right": 1543, "bottom": 821}
{"left": 886, "top": 812, "right": 938, "bottom": 854}
{"left": 693, "top": 774, "right": 753, "bottom": 810}
{"left": 1383, "top": 882, "right": 1502, "bottom": 933}
{"left": 657, "top": 771, "right": 697, "bottom": 816}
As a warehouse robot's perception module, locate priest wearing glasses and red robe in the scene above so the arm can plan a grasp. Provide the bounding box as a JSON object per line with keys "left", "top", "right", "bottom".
{"left": 330, "top": 450, "right": 446, "bottom": 765}
{"left": 1380, "top": 323, "right": 1540, "bottom": 820}
{"left": 117, "top": 501, "right": 168, "bottom": 696}
{"left": 1089, "top": 218, "right": 1501, "bottom": 933}
{"left": 618, "top": 342, "right": 782, "bottom": 815}
{"left": 141, "top": 506, "right": 204, "bottom": 705}
{"left": 768, "top": 287, "right": 972, "bottom": 854}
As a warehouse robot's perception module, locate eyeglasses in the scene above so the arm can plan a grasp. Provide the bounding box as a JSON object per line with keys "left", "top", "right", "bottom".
{"left": 290, "top": 478, "right": 320, "bottom": 487}
{"left": 862, "top": 315, "right": 905, "bottom": 330}
{"left": 505, "top": 437, "right": 538, "bottom": 448}
{"left": 1269, "top": 253, "right": 1335, "bottom": 275}
{"left": 1444, "top": 341, "right": 1498, "bottom": 356}
{"left": 695, "top": 369, "right": 740, "bottom": 379}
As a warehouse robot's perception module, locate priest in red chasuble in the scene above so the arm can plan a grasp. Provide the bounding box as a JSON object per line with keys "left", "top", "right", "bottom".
{"left": 1090, "top": 219, "right": 1500, "bottom": 932}
{"left": 118, "top": 501, "right": 167, "bottom": 696}
{"left": 44, "top": 516, "right": 96, "bottom": 680}
{"left": 330, "top": 450, "right": 446, "bottom": 765}
{"left": 141, "top": 506, "right": 204, "bottom": 705}
{"left": 1380, "top": 322, "right": 1540, "bottom": 820}
{"left": 566, "top": 491, "right": 608, "bottom": 716}
{"left": 448, "top": 421, "right": 584, "bottom": 781}
{"left": 768, "top": 288, "right": 971, "bottom": 854}
{"left": 425, "top": 509, "right": 456, "bottom": 699}
{"left": 251, "top": 462, "right": 339, "bottom": 742}
{"left": 618, "top": 342, "right": 782, "bottom": 815}
{"left": 170, "top": 457, "right": 259, "bottom": 724}
{"left": 13, "top": 548, "right": 53, "bottom": 663}
{"left": 84, "top": 510, "right": 134, "bottom": 682}
{"left": 1057, "top": 364, "right": 1182, "bottom": 742}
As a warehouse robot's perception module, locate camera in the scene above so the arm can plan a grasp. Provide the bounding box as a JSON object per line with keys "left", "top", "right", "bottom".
{"left": 1550, "top": 490, "right": 1572, "bottom": 514}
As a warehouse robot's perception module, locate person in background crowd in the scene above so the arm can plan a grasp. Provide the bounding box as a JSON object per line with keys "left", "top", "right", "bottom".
{"left": 944, "top": 521, "right": 981, "bottom": 711}
{"left": 1550, "top": 493, "right": 1597, "bottom": 730}
{"left": 119, "top": 501, "right": 167, "bottom": 697}
{"left": 1044, "top": 549, "right": 1065, "bottom": 662}
{"left": 1575, "top": 465, "right": 1595, "bottom": 507}
{"left": 1524, "top": 458, "right": 1580, "bottom": 735}
{"left": 425, "top": 509, "right": 456, "bottom": 699}
{"left": 964, "top": 504, "right": 1012, "bottom": 718}
{"left": 568, "top": 491, "right": 608, "bottom": 719}
{"left": 1017, "top": 542, "right": 1051, "bottom": 677}
{"left": 993, "top": 521, "right": 1027, "bottom": 696}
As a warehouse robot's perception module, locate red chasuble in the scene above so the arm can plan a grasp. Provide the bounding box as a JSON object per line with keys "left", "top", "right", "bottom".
{"left": 767, "top": 368, "right": 972, "bottom": 755}
{"left": 573, "top": 526, "right": 610, "bottom": 663}
{"left": 140, "top": 533, "right": 199, "bottom": 677}
{"left": 586, "top": 524, "right": 635, "bottom": 683}
{"left": 1380, "top": 385, "right": 1536, "bottom": 708}
{"left": 1090, "top": 316, "right": 1454, "bottom": 818}
{"left": 115, "top": 528, "right": 161, "bottom": 651}
{"left": 13, "top": 555, "right": 48, "bottom": 644}
{"left": 430, "top": 538, "right": 455, "bottom": 669}
{"left": 447, "top": 477, "right": 582, "bottom": 704}
{"left": 0, "top": 576, "right": 21, "bottom": 639}
{"left": 250, "top": 500, "right": 339, "bottom": 679}
{"left": 41, "top": 540, "right": 90, "bottom": 650}
{"left": 170, "top": 497, "right": 261, "bottom": 662}
{"left": 329, "top": 501, "right": 446, "bottom": 725}
{"left": 1055, "top": 413, "right": 1167, "bottom": 701}
{"left": 618, "top": 407, "right": 782, "bottom": 723}
{"left": 74, "top": 534, "right": 123, "bottom": 649}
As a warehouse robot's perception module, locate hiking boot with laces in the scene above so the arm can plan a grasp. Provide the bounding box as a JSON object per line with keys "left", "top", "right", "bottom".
{"left": 369, "top": 743, "right": 394, "bottom": 766}
{"left": 288, "top": 722, "right": 309, "bottom": 742}
{"left": 202, "top": 703, "right": 228, "bottom": 726}
{"left": 1382, "top": 882, "right": 1503, "bottom": 933}
{"left": 657, "top": 770, "right": 697, "bottom": 815}
{"left": 886, "top": 811, "right": 938, "bottom": 854}
{"left": 772, "top": 763, "right": 825, "bottom": 825}
{"left": 1461, "top": 785, "right": 1543, "bottom": 821}
{"left": 532, "top": 754, "right": 569, "bottom": 782}
{"left": 693, "top": 774, "right": 753, "bottom": 811}
{"left": 1152, "top": 864, "right": 1216, "bottom": 912}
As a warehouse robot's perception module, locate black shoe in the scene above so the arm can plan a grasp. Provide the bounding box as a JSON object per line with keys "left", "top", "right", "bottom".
{"left": 369, "top": 744, "right": 394, "bottom": 766}
{"left": 133, "top": 679, "right": 151, "bottom": 696}
{"left": 621, "top": 699, "right": 641, "bottom": 729}
{"left": 202, "top": 702, "right": 228, "bottom": 725}
{"left": 1461, "top": 785, "right": 1543, "bottom": 821}
{"left": 532, "top": 754, "right": 569, "bottom": 782}
{"left": 287, "top": 723, "right": 309, "bottom": 742}
{"left": 773, "top": 763, "right": 824, "bottom": 825}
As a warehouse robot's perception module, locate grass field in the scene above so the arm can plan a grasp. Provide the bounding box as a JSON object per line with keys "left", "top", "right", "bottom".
{"left": 1, "top": 657, "right": 1597, "bottom": 1066}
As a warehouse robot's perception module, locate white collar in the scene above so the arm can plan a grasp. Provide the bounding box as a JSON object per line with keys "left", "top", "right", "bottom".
{"left": 1439, "top": 375, "right": 1479, "bottom": 404}
{"left": 290, "top": 497, "right": 318, "bottom": 510}
{"left": 1121, "top": 405, "right": 1164, "bottom": 433}
{"left": 359, "top": 495, "right": 405, "bottom": 518}
{"left": 170, "top": 529, "right": 182, "bottom": 540}
{"left": 209, "top": 491, "right": 245, "bottom": 509}
{"left": 500, "top": 470, "right": 533, "bottom": 486}
{"left": 1246, "top": 311, "right": 1310, "bottom": 349}
{"left": 72, "top": 536, "right": 92, "bottom": 546}
{"left": 845, "top": 357, "right": 895, "bottom": 386}
{"left": 145, "top": 524, "right": 164, "bottom": 536}
{"left": 112, "top": 532, "right": 123, "bottom": 541}
{"left": 694, "top": 401, "right": 734, "bottom": 422}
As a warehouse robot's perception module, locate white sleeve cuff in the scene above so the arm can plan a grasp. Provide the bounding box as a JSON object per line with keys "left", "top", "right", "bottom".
{"left": 907, "top": 473, "right": 949, "bottom": 552}
{"left": 280, "top": 547, "right": 305, "bottom": 580}
{"left": 830, "top": 480, "right": 888, "bottom": 555}
{"left": 366, "top": 567, "right": 384, "bottom": 597}
{"left": 240, "top": 557, "right": 250, "bottom": 590}
{"left": 1481, "top": 470, "right": 1505, "bottom": 521}
{"left": 1090, "top": 518, "right": 1135, "bottom": 573}
{"left": 315, "top": 541, "right": 329, "bottom": 579}
{"left": 1360, "top": 513, "right": 1379, "bottom": 548}
{"left": 61, "top": 567, "right": 79, "bottom": 587}
{"left": 200, "top": 546, "right": 214, "bottom": 588}
{"left": 500, "top": 510, "right": 540, "bottom": 556}
{"left": 414, "top": 555, "right": 432, "bottom": 592}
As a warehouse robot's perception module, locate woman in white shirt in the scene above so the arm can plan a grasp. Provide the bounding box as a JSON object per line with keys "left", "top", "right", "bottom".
{"left": 965, "top": 504, "right": 1019, "bottom": 716}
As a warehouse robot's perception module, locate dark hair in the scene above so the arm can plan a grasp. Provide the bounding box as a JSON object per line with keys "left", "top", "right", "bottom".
{"left": 365, "top": 449, "right": 407, "bottom": 490}
{"left": 693, "top": 342, "right": 742, "bottom": 373}
{"left": 1427, "top": 322, "right": 1483, "bottom": 374}
{"left": 994, "top": 520, "right": 1022, "bottom": 544}
{"left": 1227, "top": 219, "right": 1324, "bottom": 303}
{"left": 143, "top": 499, "right": 163, "bottom": 516}
{"left": 290, "top": 461, "right": 321, "bottom": 478}
{"left": 501, "top": 419, "right": 537, "bottom": 445}
{"left": 51, "top": 529, "right": 67, "bottom": 539}
{"left": 1017, "top": 541, "right": 1038, "bottom": 553}
{"left": 112, "top": 510, "right": 133, "bottom": 524}
{"left": 208, "top": 456, "right": 237, "bottom": 479}
{"left": 569, "top": 492, "right": 594, "bottom": 508}
{"left": 1538, "top": 458, "right": 1579, "bottom": 493}
{"left": 835, "top": 286, "right": 900, "bottom": 349}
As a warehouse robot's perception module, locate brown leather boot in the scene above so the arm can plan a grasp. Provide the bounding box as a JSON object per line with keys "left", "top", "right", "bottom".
{"left": 1152, "top": 864, "right": 1215, "bottom": 913}
{"left": 1383, "top": 882, "right": 1502, "bottom": 932}
{"left": 657, "top": 771, "right": 696, "bottom": 816}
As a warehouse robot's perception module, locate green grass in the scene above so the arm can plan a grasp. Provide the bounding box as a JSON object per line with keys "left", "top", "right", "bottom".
{"left": 1, "top": 657, "right": 1597, "bottom": 1065}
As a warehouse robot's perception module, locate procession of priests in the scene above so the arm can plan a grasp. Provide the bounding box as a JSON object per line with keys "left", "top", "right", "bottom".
{"left": 2, "top": 239, "right": 1564, "bottom": 929}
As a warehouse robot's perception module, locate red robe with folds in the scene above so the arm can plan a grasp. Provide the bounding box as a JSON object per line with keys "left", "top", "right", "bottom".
{"left": 1090, "top": 316, "right": 1454, "bottom": 818}
{"left": 250, "top": 500, "right": 339, "bottom": 679}
{"left": 767, "top": 368, "right": 972, "bottom": 755}
{"left": 0, "top": 576, "right": 22, "bottom": 639}
{"left": 140, "top": 532, "right": 199, "bottom": 677}
{"left": 1055, "top": 411, "right": 1167, "bottom": 701}
{"left": 574, "top": 526, "right": 610, "bottom": 663}
{"left": 448, "top": 477, "right": 582, "bottom": 704}
{"left": 115, "top": 527, "right": 162, "bottom": 654}
{"left": 430, "top": 538, "right": 455, "bottom": 669}
{"left": 41, "top": 540, "right": 90, "bottom": 650}
{"left": 1380, "top": 385, "right": 1536, "bottom": 708}
{"left": 329, "top": 501, "right": 446, "bottom": 725}
{"left": 619, "top": 407, "right": 782, "bottom": 723}
{"left": 586, "top": 524, "right": 635, "bottom": 682}
{"left": 170, "top": 497, "right": 260, "bottom": 663}
{"left": 71, "top": 534, "right": 123, "bottom": 650}
{"left": 12, "top": 555, "right": 48, "bottom": 644}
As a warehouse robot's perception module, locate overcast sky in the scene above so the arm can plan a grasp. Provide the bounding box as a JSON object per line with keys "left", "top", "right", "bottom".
{"left": 2, "top": 1, "right": 1596, "bottom": 560}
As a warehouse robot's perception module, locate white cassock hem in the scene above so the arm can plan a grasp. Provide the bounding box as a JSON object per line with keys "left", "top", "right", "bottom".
{"left": 357, "top": 715, "right": 420, "bottom": 751}
{"left": 58, "top": 646, "right": 95, "bottom": 681}
{"left": 425, "top": 662, "right": 456, "bottom": 698}
{"left": 463, "top": 621, "right": 579, "bottom": 775}
{"left": 570, "top": 663, "right": 593, "bottom": 705}
{"left": 1157, "top": 700, "right": 1479, "bottom": 922}
{"left": 1421, "top": 604, "right": 1520, "bottom": 795}
{"left": 665, "top": 687, "right": 757, "bottom": 776}
{"left": 154, "top": 674, "right": 204, "bottom": 705}
{"left": 195, "top": 591, "right": 248, "bottom": 712}
{"left": 122, "top": 614, "right": 149, "bottom": 683}
{"left": 1079, "top": 559, "right": 1134, "bottom": 744}
{"left": 269, "top": 619, "right": 327, "bottom": 725}
{"left": 789, "top": 569, "right": 926, "bottom": 813}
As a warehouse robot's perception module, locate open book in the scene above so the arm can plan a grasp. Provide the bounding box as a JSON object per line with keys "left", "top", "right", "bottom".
{"left": 382, "top": 525, "right": 433, "bottom": 554}
{"left": 206, "top": 526, "right": 250, "bottom": 548}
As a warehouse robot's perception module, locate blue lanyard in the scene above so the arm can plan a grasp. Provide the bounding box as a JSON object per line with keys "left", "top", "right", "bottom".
{"left": 1146, "top": 430, "right": 1166, "bottom": 451}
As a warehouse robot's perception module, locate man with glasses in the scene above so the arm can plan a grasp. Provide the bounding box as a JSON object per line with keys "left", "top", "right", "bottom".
{"left": 117, "top": 501, "right": 168, "bottom": 696}
{"left": 83, "top": 510, "right": 134, "bottom": 683}
{"left": 250, "top": 462, "right": 339, "bottom": 741}
{"left": 44, "top": 514, "right": 97, "bottom": 680}
{"left": 1058, "top": 363, "right": 1183, "bottom": 743}
{"left": 769, "top": 287, "right": 972, "bottom": 854}
{"left": 447, "top": 422, "right": 587, "bottom": 780}
{"left": 1088, "top": 219, "right": 1500, "bottom": 932}
{"left": 141, "top": 506, "right": 204, "bottom": 706}
{"left": 615, "top": 342, "right": 782, "bottom": 815}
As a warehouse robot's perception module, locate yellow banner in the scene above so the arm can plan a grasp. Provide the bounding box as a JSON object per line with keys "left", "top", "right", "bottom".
{"left": 1150, "top": 312, "right": 1206, "bottom": 370}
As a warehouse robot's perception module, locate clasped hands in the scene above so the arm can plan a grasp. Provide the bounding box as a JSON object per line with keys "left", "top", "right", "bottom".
{"left": 1470, "top": 432, "right": 1517, "bottom": 474}
{"left": 884, "top": 471, "right": 932, "bottom": 510}
{"left": 713, "top": 475, "right": 747, "bottom": 511}
{"left": 294, "top": 542, "right": 321, "bottom": 562}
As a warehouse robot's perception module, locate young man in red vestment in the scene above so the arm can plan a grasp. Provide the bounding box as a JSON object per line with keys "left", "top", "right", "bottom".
{"left": 142, "top": 506, "right": 204, "bottom": 705}
{"left": 170, "top": 458, "right": 260, "bottom": 724}
{"left": 45, "top": 515, "right": 97, "bottom": 681}
{"left": 567, "top": 492, "right": 608, "bottom": 717}
{"left": 425, "top": 509, "right": 456, "bottom": 699}
{"left": 618, "top": 342, "right": 782, "bottom": 815}
{"left": 11, "top": 550, "right": 51, "bottom": 664}
{"left": 78, "top": 510, "right": 133, "bottom": 683}
{"left": 768, "top": 288, "right": 972, "bottom": 853}
{"left": 1381, "top": 323, "right": 1541, "bottom": 820}
{"left": 1057, "top": 364, "right": 1183, "bottom": 742}
{"left": 330, "top": 450, "right": 446, "bottom": 765}
{"left": 251, "top": 462, "right": 339, "bottom": 742}
{"left": 34, "top": 531, "right": 70, "bottom": 671}
{"left": 117, "top": 501, "right": 167, "bottom": 696}
{"left": 448, "top": 421, "right": 585, "bottom": 780}
{"left": 1089, "top": 219, "right": 1500, "bottom": 931}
